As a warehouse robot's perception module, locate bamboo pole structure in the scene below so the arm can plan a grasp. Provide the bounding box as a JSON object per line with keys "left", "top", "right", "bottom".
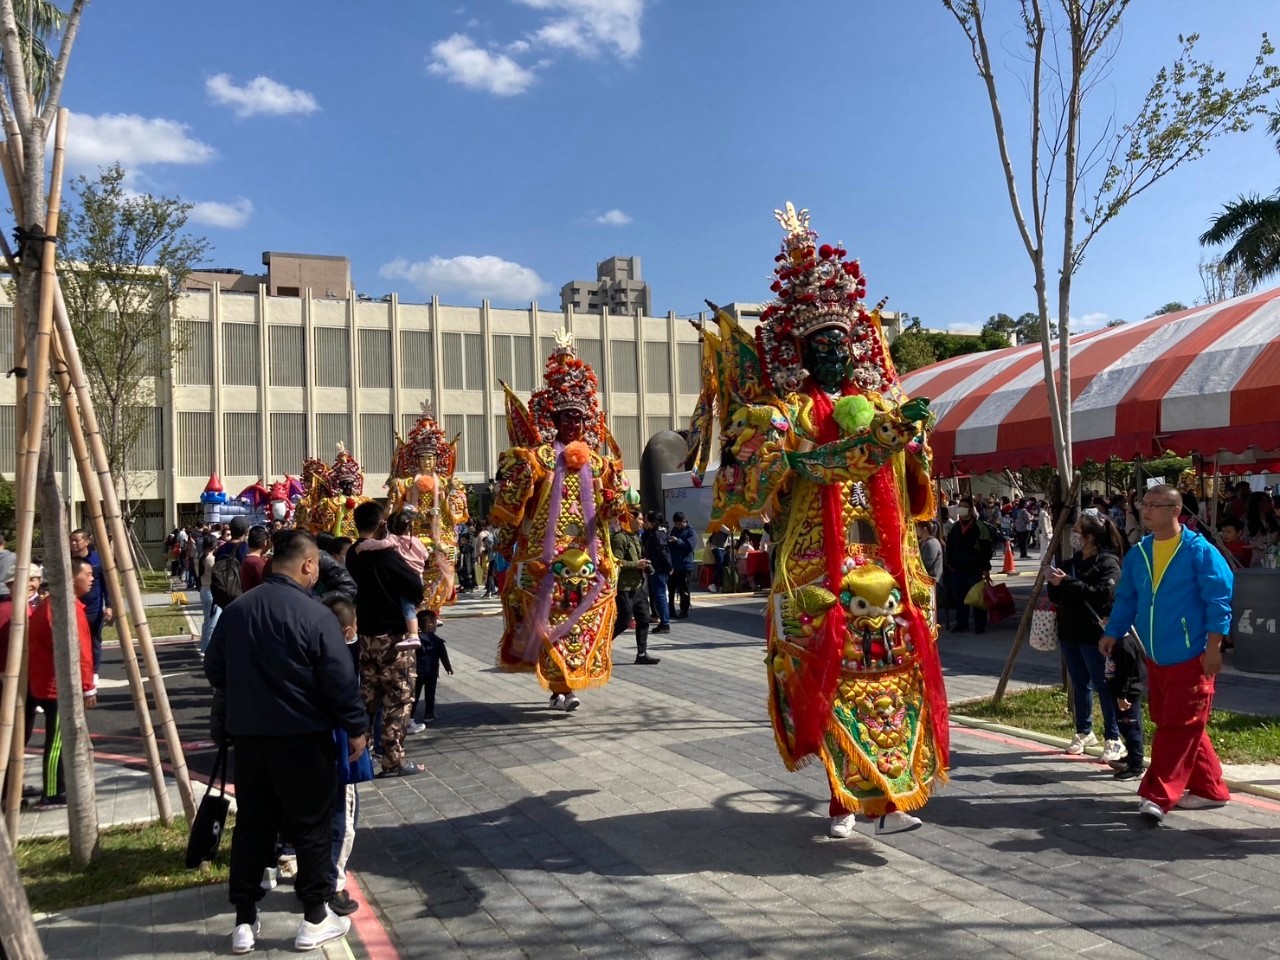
{"left": 50, "top": 334, "right": 172, "bottom": 822}
{"left": 50, "top": 280, "right": 196, "bottom": 821}
{"left": 991, "top": 471, "right": 1083, "bottom": 706}
{"left": 0, "top": 114, "right": 65, "bottom": 824}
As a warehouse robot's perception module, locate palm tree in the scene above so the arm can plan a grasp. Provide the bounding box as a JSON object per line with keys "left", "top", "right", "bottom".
{"left": 1200, "top": 112, "right": 1280, "bottom": 285}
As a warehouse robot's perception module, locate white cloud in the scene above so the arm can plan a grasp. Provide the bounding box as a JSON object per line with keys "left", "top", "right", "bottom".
{"left": 206, "top": 73, "right": 319, "bottom": 118}
{"left": 189, "top": 198, "right": 254, "bottom": 229}
{"left": 594, "top": 208, "right": 632, "bottom": 226}
{"left": 517, "top": 0, "right": 644, "bottom": 59}
{"left": 381, "top": 255, "right": 549, "bottom": 303}
{"left": 505, "top": 39, "right": 531, "bottom": 53}
{"left": 428, "top": 34, "right": 536, "bottom": 96}
{"left": 1071, "top": 311, "right": 1112, "bottom": 331}
{"left": 66, "top": 112, "right": 215, "bottom": 168}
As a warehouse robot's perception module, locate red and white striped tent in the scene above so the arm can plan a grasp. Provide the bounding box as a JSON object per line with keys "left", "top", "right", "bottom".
{"left": 898, "top": 286, "right": 1280, "bottom": 477}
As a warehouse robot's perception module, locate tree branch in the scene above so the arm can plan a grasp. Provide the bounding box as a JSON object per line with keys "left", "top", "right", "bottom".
{"left": 39, "top": 0, "right": 86, "bottom": 127}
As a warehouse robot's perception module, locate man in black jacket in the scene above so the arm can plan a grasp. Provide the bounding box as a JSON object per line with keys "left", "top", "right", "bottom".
{"left": 945, "top": 496, "right": 995, "bottom": 634}
{"left": 346, "top": 501, "right": 425, "bottom": 777}
{"left": 205, "top": 529, "right": 366, "bottom": 955}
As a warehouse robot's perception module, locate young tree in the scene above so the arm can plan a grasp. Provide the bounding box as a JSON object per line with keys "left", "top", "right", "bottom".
{"left": 983, "top": 311, "right": 1057, "bottom": 345}
{"left": 0, "top": 0, "right": 92, "bottom": 948}
{"left": 59, "top": 163, "right": 207, "bottom": 525}
{"left": 944, "top": 0, "right": 1279, "bottom": 498}
{"left": 1197, "top": 253, "right": 1256, "bottom": 304}
{"left": 889, "top": 319, "right": 939, "bottom": 373}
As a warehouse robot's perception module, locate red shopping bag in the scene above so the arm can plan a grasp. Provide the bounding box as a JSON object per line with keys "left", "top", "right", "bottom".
{"left": 982, "top": 580, "right": 1017, "bottom": 625}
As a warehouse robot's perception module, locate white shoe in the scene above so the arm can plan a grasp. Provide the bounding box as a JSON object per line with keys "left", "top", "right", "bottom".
{"left": 875, "top": 811, "right": 923, "bottom": 835}
{"left": 1100, "top": 739, "right": 1128, "bottom": 764}
{"left": 230, "top": 918, "right": 260, "bottom": 955}
{"left": 260, "top": 867, "right": 277, "bottom": 891}
{"left": 564, "top": 693, "right": 581, "bottom": 712}
{"left": 550, "top": 694, "right": 566, "bottom": 711}
{"left": 1138, "top": 798, "right": 1165, "bottom": 822}
{"left": 1066, "top": 732, "right": 1098, "bottom": 756}
{"left": 828, "top": 814, "right": 857, "bottom": 839}
{"left": 406, "top": 720, "right": 426, "bottom": 735}
{"left": 295, "top": 908, "right": 351, "bottom": 951}
{"left": 1176, "top": 792, "right": 1228, "bottom": 810}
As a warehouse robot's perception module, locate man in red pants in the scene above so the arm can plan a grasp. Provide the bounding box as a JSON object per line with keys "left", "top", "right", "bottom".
{"left": 1101, "top": 484, "right": 1234, "bottom": 823}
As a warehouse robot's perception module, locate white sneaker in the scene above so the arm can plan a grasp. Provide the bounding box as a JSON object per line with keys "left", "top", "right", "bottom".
{"left": 260, "top": 866, "right": 277, "bottom": 891}
{"left": 406, "top": 720, "right": 426, "bottom": 735}
{"left": 1066, "top": 732, "right": 1098, "bottom": 756}
{"left": 1100, "top": 739, "right": 1128, "bottom": 764}
{"left": 1138, "top": 798, "right": 1165, "bottom": 822}
{"left": 295, "top": 908, "right": 351, "bottom": 951}
{"left": 1176, "top": 792, "right": 1228, "bottom": 810}
{"left": 230, "top": 918, "right": 260, "bottom": 955}
{"left": 550, "top": 694, "right": 566, "bottom": 711}
{"left": 564, "top": 693, "right": 581, "bottom": 712}
{"left": 875, "top": 811, "right": 923, "bottom": 835}
{"left": 828, "top": 814, "right": 857, "bottom": 839}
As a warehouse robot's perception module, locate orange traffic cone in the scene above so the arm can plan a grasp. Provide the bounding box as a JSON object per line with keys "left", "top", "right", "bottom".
{"left": 1002, "top": 539, "right": 1018, "bottom": 575}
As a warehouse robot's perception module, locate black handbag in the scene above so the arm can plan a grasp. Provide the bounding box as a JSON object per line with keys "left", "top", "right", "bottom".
{"left": 185, "top": 742, "right": 231, "bottom": 868}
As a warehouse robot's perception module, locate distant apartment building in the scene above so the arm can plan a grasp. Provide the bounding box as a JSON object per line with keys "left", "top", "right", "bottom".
{"left": 560, "top": 256, "right": 653, "bottom": 316}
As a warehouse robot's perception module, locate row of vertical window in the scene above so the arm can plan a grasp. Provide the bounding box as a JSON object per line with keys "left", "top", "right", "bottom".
{"left": 172, "top": 322, "right": 703, "bottom": 395}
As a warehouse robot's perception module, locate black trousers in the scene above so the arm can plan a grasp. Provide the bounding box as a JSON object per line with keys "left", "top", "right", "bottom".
{"left": 412, "top": 651, "right": 441, "bottom": 720}
{"left": 613, "top": 586, "right": 650, "bottom": 655}
{"left": 230, "top": 733, "right": 337, "bottom": 912}
{"left": 1014, "top": 530, "right": 1031, "bottom": 559}
{"left": 669, "top": 570, "right": 691, "bottom": 618}
{"left": 25, "top": 695, "right": 63, "bottom": 800}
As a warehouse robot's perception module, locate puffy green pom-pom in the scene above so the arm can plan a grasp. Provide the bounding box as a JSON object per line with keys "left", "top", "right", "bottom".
{"left": 833, "top": 395, "right": 875, "bottom": 436}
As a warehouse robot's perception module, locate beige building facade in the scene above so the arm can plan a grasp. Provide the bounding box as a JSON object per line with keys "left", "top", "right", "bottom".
{"left": 0, "top": 286, "right": 710, "bottom": 540}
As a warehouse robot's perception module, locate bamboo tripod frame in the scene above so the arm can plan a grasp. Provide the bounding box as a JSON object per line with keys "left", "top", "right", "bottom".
{"left": 0, "top": 110, "right": 195, "bottom": 836}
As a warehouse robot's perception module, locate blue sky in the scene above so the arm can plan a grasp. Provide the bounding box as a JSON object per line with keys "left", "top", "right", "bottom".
{"left": 58, "top": 0, "right": 1280, "bottom": 332}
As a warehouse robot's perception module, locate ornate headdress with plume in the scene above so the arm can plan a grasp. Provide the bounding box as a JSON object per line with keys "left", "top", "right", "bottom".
{"left": 393, "top": 401, "right": 455, "bottom": 477}
{"left": 331, "top": 442, "right": 364, "bottom": 496}
{"left": 529, "top": 330, "right": 603, "bottom": 445}
{"left": 756, "top": 202, "right": 894, "bottom": 395}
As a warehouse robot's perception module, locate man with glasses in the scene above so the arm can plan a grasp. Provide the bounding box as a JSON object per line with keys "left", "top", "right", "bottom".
{"left": 1101, "top": 484, "right": 1233, "bottom": 823}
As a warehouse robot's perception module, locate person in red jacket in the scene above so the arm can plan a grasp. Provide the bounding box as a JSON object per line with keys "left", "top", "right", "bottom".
{"left": 26, "top": 556, "right": 97, "bottom": 809}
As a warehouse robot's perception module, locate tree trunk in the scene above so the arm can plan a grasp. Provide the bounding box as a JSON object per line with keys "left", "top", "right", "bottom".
{"left": 37, "top": 443, "right": 98, "bottom": 865}
{"left": 0, "top": 820, "right": 46, "bottom": 959}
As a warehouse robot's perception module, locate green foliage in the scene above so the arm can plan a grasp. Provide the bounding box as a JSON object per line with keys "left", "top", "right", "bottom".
{"left": 889, "top": 318, "right": 1014, "bottom": 374}
{"left": 1148, "top": 301, "right": 1188, "bottom": 317}
{"left": 1199, "top": 111, "right": 1280, "bottom": 286}
{"left": 59, "top": 163, "right": 210, "bottom": 505}
{"left": 0, "top": 0, "right": 67, "bottom": 112}
{"left": 17, "top": 815, "right": 232, "bottom": 913}
{"left": 982, "top": 311, "right": 1056, "bottom": 345}
{"left": 888, "top": 326, "right": 937, "bottom": 373}
{"left": 956, "top": 687, "right": 1280, "bottom": 764}
{"left": 0, "top": 474, "right": 14, "bottom": 537}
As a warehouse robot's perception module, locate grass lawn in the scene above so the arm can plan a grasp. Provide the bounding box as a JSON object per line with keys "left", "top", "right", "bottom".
{"left": 17, "top": 816, "right": 232, "bottom": 914}
{"left": 105, "top": 610, "right": 195, "bottom": 643}
{"left": 138, "top": 569, "right": 174, "bottom": 593}
{"left": 955, "top": 686, "right": 1280, "bottom": 765}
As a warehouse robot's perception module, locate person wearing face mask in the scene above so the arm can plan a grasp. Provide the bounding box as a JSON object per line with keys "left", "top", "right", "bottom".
{"left": 205, "top": 529, "right": 368, "bottom": 955}
{"left": 945, "top": 497, "right": 995, "bottom": 633}
{"left": 1045, "top": 512, "right": 1127, "bottom": 763}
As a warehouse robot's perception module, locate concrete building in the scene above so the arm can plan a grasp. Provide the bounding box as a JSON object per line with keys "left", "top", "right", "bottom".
{"left": 0, "top": 284, "right": 708, "bottom": 542}
{"left": 560, "top": 256, "right": 653, "bottom": 316}
{"left": 186, "top": 251, "right": 352, "bottom": 299}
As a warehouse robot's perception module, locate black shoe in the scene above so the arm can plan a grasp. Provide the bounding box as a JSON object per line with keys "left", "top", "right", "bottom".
{"left": 21, "top": 785, "right": 39, "bottom": 799}
{"left": 673, "top": 612, "right": 688, "bottom": 620}
{"left": 34, "top": 794, "right": 67, "bottom": 810}
{"left": 652, "top": 624, "right": 671, "bottom": 634}
{"left": 329, "top": 890, "right": 360, "bottom": 916}
{"left": 951, "top": 624, "right": 969, "bottom": 633}
{"left": 974, "top": 626, "right": 986, "bottom": 634}
{"left": 1113, "top": 767, "right": 1143, "bottom": 781}
{"left": 635, "top": 654, "right": 661, "bottom": 665}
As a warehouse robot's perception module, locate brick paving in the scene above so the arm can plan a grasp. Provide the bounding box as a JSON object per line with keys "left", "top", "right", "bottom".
{"left": 32, "top": 593, "right": 1280, "bottom": 959}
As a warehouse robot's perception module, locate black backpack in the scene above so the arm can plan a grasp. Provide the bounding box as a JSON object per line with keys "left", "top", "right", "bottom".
{"left": 209, "top": 553, "right": 243, "bottom": 609}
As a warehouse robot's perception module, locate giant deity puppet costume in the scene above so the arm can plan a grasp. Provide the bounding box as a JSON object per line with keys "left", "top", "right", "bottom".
{"left": 490, "top": 332, "right": 627, "bottom": 712}
{"left": 688, "top": 204, "right": 947, "bottom": 837}
{"left": 386, "top": 402, "right": 470, "bottom": 611}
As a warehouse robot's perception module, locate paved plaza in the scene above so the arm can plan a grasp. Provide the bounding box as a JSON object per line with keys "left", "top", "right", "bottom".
{"left": 30, "top": 588, "right": 1280, "bottom": 959}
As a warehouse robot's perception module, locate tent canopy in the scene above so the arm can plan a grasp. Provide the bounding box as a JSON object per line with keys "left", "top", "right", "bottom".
{"left": 899, "top": 286, "right": 1280, "bottom": 477}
